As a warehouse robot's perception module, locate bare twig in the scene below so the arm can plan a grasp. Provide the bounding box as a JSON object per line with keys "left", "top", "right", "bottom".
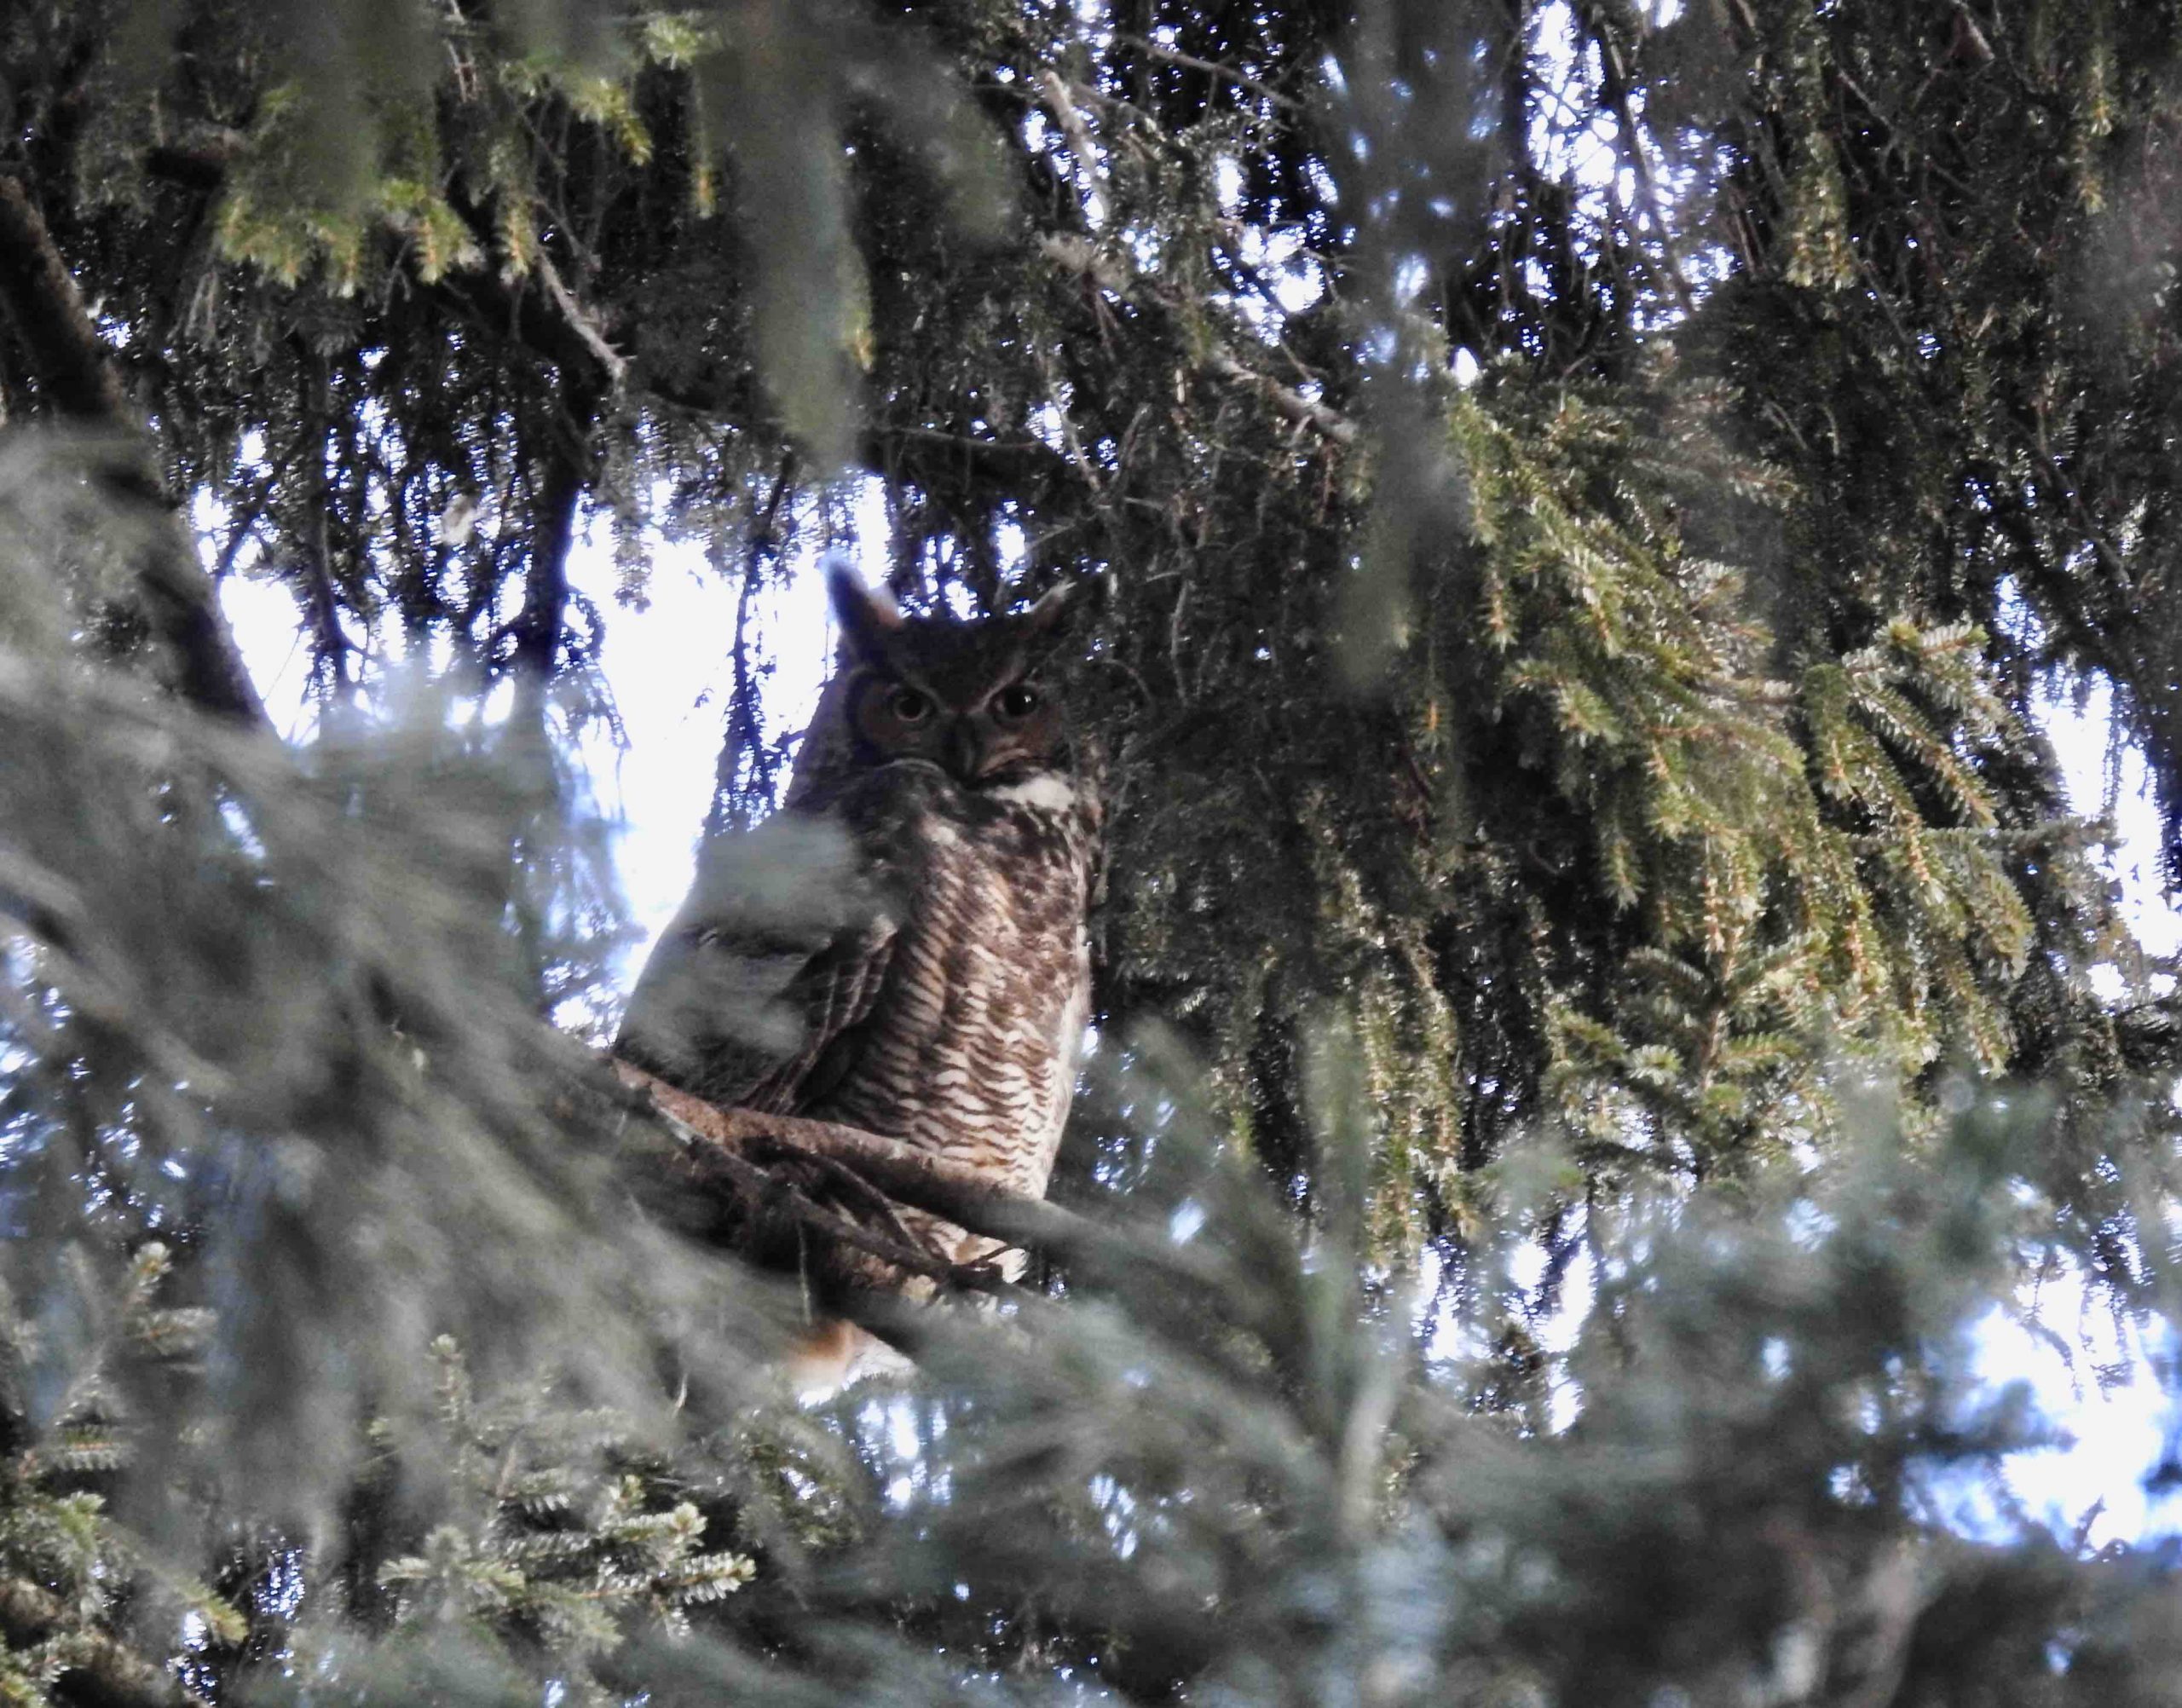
{"left": 1040, "top": 234, "right": 1358, "bottom": 447}
{"left": 1579, "top": 9, "right": 1697, "bottom": 320}
{"left": 1038, "top": 70, "right": 1108, "bottom": 222}
{"left": 1114, "top": 31, "right": 1302, "bottom": 112}
{"left": 533, "top": 247, "right": 627, "bottom": 390}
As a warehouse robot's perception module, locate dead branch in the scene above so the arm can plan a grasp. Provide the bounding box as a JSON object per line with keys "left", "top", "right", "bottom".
{"left": 1040, "top": 234, "right": 1358, "bottom": 448}
{"left": 1201, "top": 348, "right": 1358, "bottom": 447}
{"left": 532, "top": 247, "right": 628, "bottom": 391}
{"left": 1113, "top": 31, "right": 1303, "bottom": 112}
{"left": 1579, "top": 6, "right": 1697, "bottom": 320}
{"left": 1038, "top": 71, "right": 1108, "bottom": 221}
{"left": 1040, "top": 231, "right": 1137, "bottom": 297}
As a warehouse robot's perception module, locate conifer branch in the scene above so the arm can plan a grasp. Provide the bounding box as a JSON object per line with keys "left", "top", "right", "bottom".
{"left": 0, "top": 175, "right": 269, "bottom": 730}
{"left": 609, "top": 1059, "right": 1100, "bottom": 1270}
{"left": 0, "top": 176, "right": 131, "bottom": 422}
{"left": 0, "top": 1574, "right": 204, "bottom": 1708}
{"left": 1040, "top": 234, "right": 1357, "bottom": 446}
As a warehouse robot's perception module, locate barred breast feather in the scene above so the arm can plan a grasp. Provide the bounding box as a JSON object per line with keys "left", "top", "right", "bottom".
{"left": 616, "top": 756, "right": 1097, "bottom": 1294}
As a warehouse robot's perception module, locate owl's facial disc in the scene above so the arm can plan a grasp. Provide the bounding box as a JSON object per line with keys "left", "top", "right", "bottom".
{"left": 851, "top": 666, "right": 1064, "bottom": 786}
{"left": 829, "top": 568, "right": 1090, "bottom": 787}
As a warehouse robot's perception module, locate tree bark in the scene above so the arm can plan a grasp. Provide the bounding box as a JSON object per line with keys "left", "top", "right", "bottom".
{"left": 0, "top": 175, "right": 268, "bottom": 730}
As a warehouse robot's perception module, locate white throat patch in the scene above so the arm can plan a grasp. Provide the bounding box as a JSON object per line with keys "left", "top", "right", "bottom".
{"left": 986, "top": 771, "right": 1077, "bottom": 814}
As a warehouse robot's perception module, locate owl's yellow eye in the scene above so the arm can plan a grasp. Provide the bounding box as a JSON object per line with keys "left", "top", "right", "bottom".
{"left": 889, "top": 687, "right": 933, "bottom": 723}
{"left": 996, "top": 683, "right": 1041, "bottom": 720}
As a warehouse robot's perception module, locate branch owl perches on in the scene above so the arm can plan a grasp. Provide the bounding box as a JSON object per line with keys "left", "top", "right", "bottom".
{"left": 612, "top": 563, "right": 1104, "bottom": 1376}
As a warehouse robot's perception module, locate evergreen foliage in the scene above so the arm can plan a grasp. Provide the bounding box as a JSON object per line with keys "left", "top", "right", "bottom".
{"left": 0, "top": 1244, "right": 241, "bottom": 1708}
{"left": 0, "top": 0, "right": 2179, "bottom": 1699}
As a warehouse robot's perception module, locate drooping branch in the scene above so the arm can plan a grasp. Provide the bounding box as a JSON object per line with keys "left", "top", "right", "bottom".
{"left": 292, "top": 342, "right": 355, "bottom": 698}
{"left": 138, "top": 139, "right": 1084, "bottom": 511}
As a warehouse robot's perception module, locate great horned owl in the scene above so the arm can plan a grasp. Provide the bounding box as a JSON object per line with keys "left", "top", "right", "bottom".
{"left": 615, "top": 564, "right": 1100, "bottom": 1345}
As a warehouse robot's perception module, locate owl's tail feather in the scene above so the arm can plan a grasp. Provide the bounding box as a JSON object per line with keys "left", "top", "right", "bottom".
{"left": 786, "top": 1318, "right": 913, "bottom": 1399}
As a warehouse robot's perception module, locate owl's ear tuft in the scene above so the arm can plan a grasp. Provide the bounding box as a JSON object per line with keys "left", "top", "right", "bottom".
{"left": 1020, "top": 573, "right": 1107, "bottom": 643}
{"left": 827, "top": 561, "right": 903, "bottom": 659}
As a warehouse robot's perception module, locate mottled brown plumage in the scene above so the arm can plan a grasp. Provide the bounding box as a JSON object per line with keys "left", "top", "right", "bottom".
{"left": 615, "top": 565, "right": 1100, "bottom": 1321}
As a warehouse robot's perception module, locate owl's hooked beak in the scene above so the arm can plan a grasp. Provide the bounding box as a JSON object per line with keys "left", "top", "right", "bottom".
{"left": 943, "top": 713, "right": 1035, "bottom": 786}
{"left": 944, "top": 716, "right": 992, "bottom": 784}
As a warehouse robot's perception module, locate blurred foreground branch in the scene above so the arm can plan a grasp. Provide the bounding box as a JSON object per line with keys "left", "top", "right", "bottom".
{"left": 0, "top": 177, "right": 266, "bottom": 728}
{"left": 0, "top": 1576, "right": 203, "bottom": 1708}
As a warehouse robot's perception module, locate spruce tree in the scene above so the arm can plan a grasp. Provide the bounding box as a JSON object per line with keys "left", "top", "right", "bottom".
{"left": 0, "top": 1, "right": 2179, "bottom": 1701}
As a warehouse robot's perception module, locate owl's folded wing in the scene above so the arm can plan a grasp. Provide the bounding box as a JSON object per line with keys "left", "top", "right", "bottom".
{"left": 613, "top": 811, "right": 898, "bottom": 1112}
